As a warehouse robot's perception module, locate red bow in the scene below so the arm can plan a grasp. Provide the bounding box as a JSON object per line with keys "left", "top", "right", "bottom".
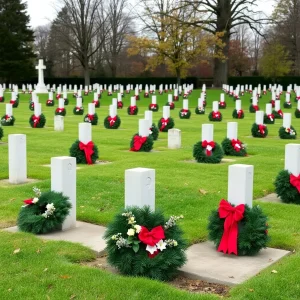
{"left": 87, "top": 114, "right": 94, "bottom": 121}
{"left": 10, "top": 100, "right": 15, "bottom": 104}
{"left": 56, "top": 94, "right": 61, "bottom": 100}
{"left": 135, "top": 95, "right": 139, "bottom": 100}
{"left": 150, "top": 104, "right": 157, "bottom": 109}
{"left": 290, "top": 174, "right": 300, "bottom": 193}
{"left": 202, "top": 140, "right": 215, "bottom": 156}
{"left": 23, "top": 198, "right": 34, "bottom": 205}
{"left": 237, "top": 109, "right": 243, "bottom": 118}
{"left": 93, "top": 100, "right": 99, "bottom": 105}
{"left": 56, "top": 108, "right": 64, "bottom": 113}
{"left": 32, "top": 115, "right": 40, "bottom": 127}
{"left": 267, "top": 114, "right": 274, "bottom": 121}
{"left": 231, "top": 139, "right": 242, "bottom": 152}
{"left": 130, "top": 135, "right": 147, "bottom": 151}
{"left": 258, "top": 124, "right": 266, "bottom": 135}
{"left": 252, "top": 105, "right": 259, "bottom": 111}
{"left": 181, "top": 109, "right": 189, "bottom": 116}
{"left": 108, "top": 116, "right": 117, "bottom": 127}
{"left": 160, "top": 118, "right": 169, "bottom": 131}
{"left": 79, "top": 141, "right": 94, "bottom": 164}
{"left": 277, "top": 109, "right": 283, "bottom": 116}
{"left": 270, "top": 100, "right": 275, "bottom": 107}
{"left": 47, "top": 100, "right": 52, "bottom": 104}
{"left": 5, "top": 115, "right": 10, "bottom": 120}
{"left": 297, "top": 96, "right": 300, "bottom": 101}
{"left": 130, "top": 106, "right": 137, "bottom": 114}
{"left": 117, "top": 102, "right": 123, "bottom": 108}
{"left": 217, "top": 199, "right": 245, "bottom": 255}
{"left": 75, "top": 106, "right": 81, "bottom": 111}
{"left": 138, "top": 226, "right": 165, "bottom": 247}
{"left": 170, "top": 102, "right": 174, "bottom": 108}
{"left": 219, "top": 101, "right": 225, "bottom": 106}
{"left": 212, "top": 111, "right": 220, "bottom": 119}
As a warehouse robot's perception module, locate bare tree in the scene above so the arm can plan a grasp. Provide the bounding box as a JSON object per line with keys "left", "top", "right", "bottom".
{"left": 34, "top": 24, "right": 51, "bottom": 59}
{"left": 54, "top": 0, "right": 107, "bottom": 85}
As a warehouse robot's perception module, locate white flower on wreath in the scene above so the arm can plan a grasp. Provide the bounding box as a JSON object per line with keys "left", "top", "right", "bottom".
{"left": 128, "top": 216, "right": 135, "bottom": 224}
{"left": 127, "top": 228, "right": 135, "bottom": 236}
{"left": 46, "top": 203, "right": 55, "bottom": 211}
{"left": 134, "top": 225, "right": 142, "bottom": 233}
{"left": 32, "top": 197, "right": 39, "bottom": 204}
{"left": 146, "top": 244, "right": 157, "bottom": 254}
{"left": 206, "top": 145, "right": 213, "bottom": 152}
{"left": 156, "top": 240, "right": 167, "bottom": 251}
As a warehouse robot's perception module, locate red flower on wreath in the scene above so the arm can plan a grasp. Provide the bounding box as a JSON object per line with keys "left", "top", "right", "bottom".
{"left": 202, "top": 140, "right": 215, "bottom": 156}
{"left": 75, "top": 106, "right": 82, "bottom": 112}
{"left": 129, "top": 105, "right": 137, "bottom": 114}
{"left": 180, "top": 109, "right": 189, "bottom": 116}
{"left": 212, "top": 111, "right": 221, "bottom": 119}
{"left": 108, "top": 116, "right": 117, "bottom": 127}
{"left": 130, "top": 135, "right": 147, "bottom": 151}
{"left": 47, "top": 100, "right": 53, "bottom": 104}
{"left": 56, "top": 94, "right": 61, "bottom": 100}
{"left": 252, "top": 105, "right": 259, "bottom": 111}
{"left": 258, "top": 124, "right": 266, "bottom": 135}
{"left": 290, "top": 174, "right": 300, "bottom": 193}
{"left": 160, "top": 118, "right": 169, "bottom": 131}
{"left": 93, "top": 100, "right": 99, "bottom": 106}
{"left": 32, "top": 115, "right": 40, "bottom": 128}
{"left": 56, "top": 108, "right": 64, "bottom": 113}
{"left": 237, "top": 109, "right": 243, "bottom": 118}
{"left": 5, "top": 114, "right": 10, "bottom": 120}
{"left": 10, "top": 100, "right": 16, "bottom": 104}
{"left": 231, "top": 139, "right": 242, "bottom": 152}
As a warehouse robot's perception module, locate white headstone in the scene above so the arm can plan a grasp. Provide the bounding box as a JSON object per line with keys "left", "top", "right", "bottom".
{"left": 34, "top": 103, "right": 41, "bottom": 117}
{"left": 152, "top": 96, "right": 157, "bottom": 104}
{"left": 88, "top": 103, "right": 95, "bottom": 115}
{"left": 35, "top": 59, "right": 48, "bottom": 93}
{"left": 109, "top": 105, "right": 117, "bottom": 118}
{"left": 275, "top": 100, "right": 281, "bottom": 111}
{"left": 54, "top": 116, "right": 64, "bottom": 131}
{"left": 266, "top": 103, "right": 272, "bottom": 115}
{"left": 235, "top": 100, "right": 241, "bottom": 110}
{"left": 112, "top": 98, "right": 117, "bottom": 107}
{"left": 285, "top": 144, "right": 300, "bottom": 176}
{"left": 228, "top": 164, "right": 253, "bottom": 208}
{"left": 168, "top": 129, "right": 181, "bottom": 149}
{"left": 125, "top": 168, "right": 155, "bottom": 211}
{"left": 144, "top": 110, "right": 153, "bottom": 127}
{"left": 255, "top": 111, "right": 264, "bottom": 124}
{"left": 8, "top": 134, "right": 27, "bottom": 184}
{"left": 51, "top": 157, "right": 76, "bottom": 230}
{"left": 79, "top": 122, "right": 91, "bottom": 143}
{"left": 58, "top": 98, "right": 64, "bottom": 109}
{"left": 163, "top": 106, "right": 170, "bottom": 119}
{"left": 212, "top": 101, "right": 219, "bottom": 112}
{"left": 139, "top": 119, "right": 149, "bottom": 137}
{"left": 283, "top": 113, "right": 292, "bottom": 128}
{"left": 76, "top": 98, "right": 82, "bottom": 107}
{"left": 183, "top": 99, "right": 189, "bottom": 110}
{"left": 130, "top": 97, "right": 136, "bottom": 106}
{"left": 6, "top": 104, "right": 13, "bottom": 116}
{"left": 227, "top": 122, "right": 238, "bottom": 140}
{"left": 202, "top": 124, "right": 213, "bottom": 142}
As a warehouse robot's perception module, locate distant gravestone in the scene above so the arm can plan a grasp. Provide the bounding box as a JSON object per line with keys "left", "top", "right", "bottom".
{"left": 168, "top": 129, "right": 181, "bottom": 149}
{"left": 35, "top": 59, "right": 48, "bottom": 93}
{"left": 54, "top": 116, "right": 64, "bottom": 131}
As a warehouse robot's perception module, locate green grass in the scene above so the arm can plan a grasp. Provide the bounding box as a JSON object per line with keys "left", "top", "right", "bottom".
{"left": 0, "top": 89, "right": 300, "bottom": 299}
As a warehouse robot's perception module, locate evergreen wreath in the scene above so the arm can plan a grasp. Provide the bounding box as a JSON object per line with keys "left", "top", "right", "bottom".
{"left": 149, "top": 103, "right": 159, "bottom": 112}
{"left": 295, "top": 109, "right": 300, "bottom": 118}
{"left": 278, "top": 126, "right": 297, "bottom": 139}
{"left": 284, "top": 102, "right": 292, "bottom": 109}
{"left": 55, "top": 108, "right": 66, "bottom": 116}
{"left": 69, "top": 139, "right": 99, "bottom": 164}
{"left": 127, "top": 106, "right": 138, "bottom": 115}
{"left": 208, "top": 201, "right": 269, "bottom": 256}
{"left": 73, "top": 106, "right": 84, "bottom": 115}
{"left": 29, "top": 113, "right": 46, "bottom": 128}
{"left": 64, "top": 98, "right": 69, "bottom": 105}
{"left": 10, "top": 99, "right": 19, "bottom": 108}
{"left": 0, "top": 96, "right": 4, "bottom": 102}
{"left": 232, "top": 109, "right": 244, "bottom": 119}
{"left": 46, "top": 100, "right": 54, "bottom": 107}
{"left": 221, "top": 138, "right": 247, "bottom": 156}
{"left": 144, "top": 92, "right": 149, "bottom": 98}
{"left": 0, "top": 125, "right": 3, "bottom": 140}
{"left": 17, "top": 187, "right": 72, "bottom": 234}
{"left": 219, "top": 102, "right": 226, "bottom": 109}
{"left": 1, "top": 115, "right": 15, "bottom": 126}
{"left": 150, "top": 123, "right": 159, "bottom": 140}
{"left": 251, "top": 123, "right": 268, "bottom": 138}
{"left": 195, "top": 107, "right": 205, "bottom": 115}
{"left": 104, "top": 115, "right": 121, "bottom": 129}
{"left": 179, "top": 109, "right": 191, "bottom": 119}
{"left": 275, "top": 170, "right": 300, "bottom": 204}
{"left": 93, "top": 100, "right": 100, "bottom": 108}
{"left": 83, "top": 113, "right": 98, "bottom": 125}
{"left": 264, "top": 113, "right": 275, "bottom": 124}
{"left": 208, "top": 111, "right": 222, "bottom": 122}
{"left": 29, "top": 101, "right": 35, "bottom": 111}
{"left": 158, "top": 117, "right": 175, "bottom": 132}
{"left": 135, "top": 95, "right": 140, "bottom": 100}
{"left": 273, "top": 109, "right": 283, "bottom": 119}
{"left": 130, "top": 134, "right": 154, "bottom": 152}
{"left": 117, "top": 101, "right": 123, "bottom": 109}
{"left": 193, "top": 140, "right": 224, "bottom": 164}
{"left": 173, "top": 96, "right": 179, "bottom": 101}
{"left": 166, "top": 102, "right": 175, "bottom": 110}
{"left": 249, "top": 104, "right": 259, "bottom": 113}
{"left": 104, "top": 206, "right": 187, "bottom": 281}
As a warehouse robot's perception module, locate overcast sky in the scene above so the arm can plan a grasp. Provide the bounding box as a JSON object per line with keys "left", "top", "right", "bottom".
{"left": 25, "top": 0, "right": 276, "bottom": 28}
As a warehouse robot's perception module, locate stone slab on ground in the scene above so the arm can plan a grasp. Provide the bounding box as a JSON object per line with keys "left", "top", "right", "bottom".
{"left": 5, "top": 221, "right": 107, "bottom": 255}
{"left": 256, "top": 193, "right": 281, "bottom": 203}
{"left": 0, "top": 178, "right": 39, "bottom": 187}
{"left": 179, "top": 241, "right": 290, "bottom": 286}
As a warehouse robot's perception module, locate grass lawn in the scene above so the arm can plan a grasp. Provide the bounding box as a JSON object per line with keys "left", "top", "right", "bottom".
{"left": 0, "top": 88, "right": 300, "bottom": 299}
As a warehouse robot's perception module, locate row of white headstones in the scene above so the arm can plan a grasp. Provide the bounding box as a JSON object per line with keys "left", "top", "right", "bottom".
{"left": 8, "top": 131, "right": 300, "bottom": 232}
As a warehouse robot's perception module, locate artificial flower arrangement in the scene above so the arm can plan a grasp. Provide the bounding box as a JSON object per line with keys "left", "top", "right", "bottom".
{"left": 83, "top": 113, "right": 98, "bottom": 125}
{"left": 73, "top": 106, "right": 84, "bottom": 115}
{"left": 148, "top": 103, "right": 159, "bottom": 112}
{"left": 157, "top": 117, "right": 175, "bottom": 132}
{"left": 46, "top": 99, "right": 54, "bottom": 106}
{"left": 219, "top": 101, "right": 226, "bottom": 109}
{"left": 193, "top": 139, "right": 224, "bottom": 164}
{"left": 232, "top": 109, "right": 244, "bottom": 119}
{"left": 1, "top": 115, "right": 15, "bottom": 126}
{"left": 17, "top": 187, "right": 71, "bottom": 234}
{"left": 104, "top": 115, "right": 121, "bottom": 129}
{"left": 104, "top": 206, "right": 187, "bottom": 281}
{"left": 208, "top": 111, "right": 222, "bottom": 122}
{"left": 29, "top": 114, "right": 46, "bottom": 128}
{"left": 69, "top": 139, "right": 99, "bottom": 164}
{"left": 278, "top": 126, "right": 297, "bottom": 140}
{"left": 127, "top": 105, "right": 138, "bottom": 115}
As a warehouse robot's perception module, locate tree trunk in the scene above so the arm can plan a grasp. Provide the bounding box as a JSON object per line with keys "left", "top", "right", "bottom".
{"left": 214, "top": 32, "right": 229, "bottom": 87}
{"left": 84, "top": 67, "right": 90, "bottom": 86}
{"left": 176, "top": 68, "right": 181, "bottom": 85}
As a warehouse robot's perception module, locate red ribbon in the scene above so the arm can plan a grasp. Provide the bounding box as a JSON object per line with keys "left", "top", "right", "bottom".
{"left": 23, "top": 198, "right": 34, "bottom": 205}
{"left": 169, "top": 102, "right": 174, "bottom": 108}
{"left": 270, "top": 100, "right": 275, "bottom": 107}
{"left": 237, "top": 109, "right": 243, "bottom": 118}
{"left": 130, "top": 106, "right": 137, "bottom": 114}
{"left": 56, "top": 108, "right": 64, "bottom": 113}
{"left": 56, "top": 94, "right": 61, "bottom": 100}
{"left": 10, "top": 100, "right": 15, "bottom": 104}
{"left": 202, "top": 140, "right": 215, "bottom": 156}
{"left": 47, "top": 100, "right": 53, "bottom": 104}
{"left": 79, "top": 141, "right": 94, "bottom": 165}
{"left": 290, "top": 174, "right": 300, "bottom": 193}
{"left": 130, "top": 135, "right": 147, "bottom": 151}
{"left": 108, "top": 116, "right": 117, "bottom": 127}
{"left": 32, "top": 115, "right": 40, "bottom": 127}
{"left": 5, "top": 115, "right": 10, "bottom": 120}
{"left": 93, "top": 100, "right": 99, "bottom": 105}
{"left": 150, "top": 104, "right": 157, "bottom": 109}
{"left": 219, "top": 101, "right": 226, "bottom": 106}
{"left": 277, "top": 109, "right": 283, "bottom": 117}
{"left": 138, "top": 226, "right": 165, "bottom": 247}
{"left": 212, "top": 111, "right": 220, "bottom": 119}
{"left": 217, "top": 199, "right": 245, "bottom": 255}
{"left": 75, "top": 106, "right": 81, "bottom": 111}
{"left": 231, "top": 139, "right": 242, "bottom": 152}
{"left": 160, "top": 118, "right": 169, "bottom": 131}
{"left": 117, "top": 102, "right": 123, "bottom": 108}
{"left": 252, "top": 105, "right": 259, "bottom": 111}
{"left": 87, "top": 114, "right": 94, "bottom": 121}
{"left": 258, "top": 124, "right": 266, "bottom": 135}
{"left": 267, "top": 114, "right": 274, "bottom": 121}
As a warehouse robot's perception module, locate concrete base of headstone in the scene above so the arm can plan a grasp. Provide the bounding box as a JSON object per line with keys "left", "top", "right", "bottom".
{"left": 179, "top": 241, "right": 289, "bottom": 286}
{"left": 0, "top": 178, "right": 39, "bottom": 187}
{"left": 256, "top": 193, "right": 281, "bottom": 203}
{"left": 5, "top": 221, "right": 107, "bottom": 255}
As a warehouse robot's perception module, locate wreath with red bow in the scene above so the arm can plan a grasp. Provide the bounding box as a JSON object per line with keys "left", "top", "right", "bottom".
{"left": 278, "top": 126, "right": 297, "bottom": 139}
{"left": 173, "top": 96, "right": 179, "bottom": 101}
{"left": 135, "top": 95, "right": 140, "bottom": 101}
{"left": 117, "top": 101, "right": 123, "bottom": 109}
{"left": 219, "top": 102, "right": 226, "bottom": 109}
{"left": 144, "top": 92, "right": 149, "bottom": 98}
{"left": 157, "top": 117, "right": 175, "bottom": 132}
{"left": 83, "top": 113, "right": 98, "bottom": 125}
{"left": 275, "top": 170, "right": 300, "bottom": 204}
{"left": 264, "top": 113, "right": 275, "bottom": 124}
{"left": 221, "top": 138, "right": 247, "bottom": 156}
{"left": 208, "top": 111, "right": 222, "bottom": 122}
{"left": 195, "top": 106, "right": 205, "bottom": 115}
{"left": 130, "top": 134, "right": 153, "bottom": 152}
{"left": 46, "top": 99, "right": 55, "bottom": 107}
{"left": 104, "top": 206, "right": 187, "bottom": 281}
{"left": 69, "top": 139, "right": 99, "bottom": 164}
{"left": 10, "top": 98, "right": 19, "bottom": 108}
{"left": 1, "top": 115, "right": 15, "bottom": 126}
{"left": 64, "top": 98, "right": 69, "bottom": 106}
{"left": 149, "top": 123, "right": 159, "bottom": 140}
{"left": 179, "top": 109, "right": 191, "bottom": 119}
{"left": 104, "top": 115, "right": 121, "bottom": 129}
{"left": 148, "top": 103, "right": 159, "bottom": 112}
{"left": 29, "top": 113, "right": 46, "bottom": 128}
{"left": 249, "top": 104, "right": 259, "bottom": 113}
{"left": 166, "top": 102, "right": 175, "bottom": 110}
{"left": 251, "top": 123, "right": 268, "bottom": 138}
{"left": 270, "top": 100, "right": 275, "bottom": 108}
{"left": 73, "top": 106, "right": 84, "bottom": 115}
{"left": 295, "top": 109, "right": 300, "bottom": 118}
{"left": 232, "top": 109, "right": 244, "bottom": 119}
{"left": 0, "top": 96, "right": 5, "bottom": 102}
{"left": 55, "top": 107, "right": 66, "bottom": 116}
{"left": 273, "top": 109, "right": 283, "bottom": 119}
{"left": 208, "top": 200, "right": 269, "bottom": 256}
{"left": 127, "top": 105, "right": 138, "bottom": 115}
{"left": 284, "top": 102, "right": 292, "bottom": 109}
{"left": 29, "top": 101, "right": 35, "bottom": 111}
{"left": 193, "top": 140, "right": 224, "bottom": 163}
{"left": 93, "top": 100, "right": 100, "bottom": 108}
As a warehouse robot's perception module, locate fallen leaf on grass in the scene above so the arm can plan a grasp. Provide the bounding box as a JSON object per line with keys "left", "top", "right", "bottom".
{"left": 60, "top": 275, "right": 71, "bottom": 279}
{"left": 249, "top": 289, "right": 254, "bottom": 292}
{"left": 228, "top": 276, "right": 234, "bottom": 278}
{"left": 8, "top": 289, "right": 12, "bottom": 292}
{"left": 271, "top": 270, "right": 278, "bottom": 274}
{"left": 43, "top": 268, "right": 48, "bottom": 272}
{"left": 13, "top": 248, "right": 20, "bottom": 254}
{"left": 70, "top": 295, "right": 76, "bottom": 299}
{"left": 199, "top": 189, "right": 207, "bottom": 195}
{"left": 46, "top": 295, "right": 50, "bottom": 300}
{"left": 36, "top": 249, "right": 41, "bottom": 254}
